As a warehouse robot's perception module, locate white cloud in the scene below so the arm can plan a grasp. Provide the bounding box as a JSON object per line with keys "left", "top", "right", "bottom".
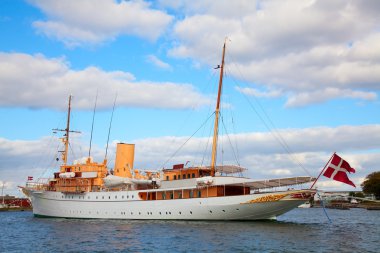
{"left": 285, "top": 88, "right": 377, "bottom": 108}
{"left": 146, "top": 55, "right": 172, "bottom": 70}
{"left": 236, "top": 87, "right": 282, "bottom": 98}
{"left": 28, "top": 0, "right": 173, "bottom": 46}
{"left": 167, "top": 0, "right": 380, "bottom": 107}
{"left": 0, "top": 52, "right": 210, "bottom": 109}
{"left": 267, "top": 169, "right": 292, "bottom": 176}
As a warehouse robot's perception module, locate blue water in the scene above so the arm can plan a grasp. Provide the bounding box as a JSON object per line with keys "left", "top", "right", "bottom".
{"left": 0, "top": 208, "right": 379, "bottom": 253}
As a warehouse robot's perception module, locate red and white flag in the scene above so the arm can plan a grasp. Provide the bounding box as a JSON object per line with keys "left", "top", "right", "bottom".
{"left": 27, "top": 176, "right": 33, "bottom": 181}
{"left": 323, "top": 153, "right": 356, "bottom": 187}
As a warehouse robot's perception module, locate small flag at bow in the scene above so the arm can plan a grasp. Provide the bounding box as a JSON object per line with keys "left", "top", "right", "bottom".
{"left": 323, "top": 153, "right": 356, "bottom": 187}
{"left": 27, "top": 176, "right": 33, "bottom": 181}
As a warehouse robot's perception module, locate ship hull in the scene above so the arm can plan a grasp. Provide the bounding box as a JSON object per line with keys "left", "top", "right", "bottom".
{"left": 27, "top": 189, "right": 313, "bottom": 220}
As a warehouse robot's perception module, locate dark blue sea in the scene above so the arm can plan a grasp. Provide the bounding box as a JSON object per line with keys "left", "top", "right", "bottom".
{"left": 1, "top": 208, "right": 379, "bottom": 253}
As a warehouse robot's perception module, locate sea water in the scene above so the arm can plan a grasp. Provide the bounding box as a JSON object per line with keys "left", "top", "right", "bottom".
{"left": 0, "top": 208, "right": 379, "bottom": 253}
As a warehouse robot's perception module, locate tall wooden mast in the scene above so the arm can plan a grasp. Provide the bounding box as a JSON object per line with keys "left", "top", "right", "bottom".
{"left": 63, "top": 95, "right": 72, "bottom": 165}
{"left": 53, "top": 95, "right": 80, "bottom": 165}
{"left": 210, "top": 41, "right": 227, "bottom": 176}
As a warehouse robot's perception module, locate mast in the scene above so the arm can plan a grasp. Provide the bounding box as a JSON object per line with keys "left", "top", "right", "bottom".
{"left": 53, "top": 95, "right": 80, "bottom": 166}
{"left": 63, "top": 95, "right": 72, "bottom": 165}
{"left": 210, "top": 40, "right": 227, "bottom": 176}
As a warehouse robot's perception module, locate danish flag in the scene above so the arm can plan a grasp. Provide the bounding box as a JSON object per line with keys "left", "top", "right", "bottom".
{"left": 323, "top": 153, "right": 356, "bottom": 187}
{"left": 27, "top": 176, "right": 33, "bottom": 181}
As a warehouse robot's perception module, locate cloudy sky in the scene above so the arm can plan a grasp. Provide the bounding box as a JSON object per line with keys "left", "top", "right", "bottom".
{"left": 0, "top": 0, "right": 379, "bottom": 196}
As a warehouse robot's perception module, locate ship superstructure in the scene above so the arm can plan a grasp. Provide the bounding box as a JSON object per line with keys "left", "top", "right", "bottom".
{"left": 23, "top": 41, "right": 315, "bottom": 220}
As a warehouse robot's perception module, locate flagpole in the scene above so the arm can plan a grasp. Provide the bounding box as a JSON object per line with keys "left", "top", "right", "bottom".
{"left": 310, "top": 152, "right": 336, "bottom": 189}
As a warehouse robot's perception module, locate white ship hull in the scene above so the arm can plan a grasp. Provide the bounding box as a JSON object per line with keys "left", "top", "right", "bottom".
{"left": 28, "top": 189, "right": 311, "bottom": 220}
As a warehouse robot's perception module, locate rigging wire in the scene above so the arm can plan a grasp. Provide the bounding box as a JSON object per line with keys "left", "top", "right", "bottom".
{"left": 226, "top": 62, "right": 312, "bottom": 177}
{"left": 88, "top": 90, "right": 98, "bottom": 158}
{"left": 36, "top": 112, "right": 67, "bottom": 180}
{"left": 160, "top": 69, "right": 218, "bottom": 169}
{"left": 221, "top": 115, "right": 240, "bottom": 166}
{"left": 200, "top": 119, "right": 214, "bottom": 167}
{"left": 160, "top": 112, "right": 216, "bottom": 169}
{"left": 105, "top": 93, "right": 118, "bottom": 162}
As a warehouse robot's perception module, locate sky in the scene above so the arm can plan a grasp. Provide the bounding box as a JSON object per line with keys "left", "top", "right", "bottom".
{"left": 0, "top": 0, "right": 379, "bottom": 196}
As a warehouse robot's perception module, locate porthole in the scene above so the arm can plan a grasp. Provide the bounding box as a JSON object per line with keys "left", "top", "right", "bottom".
{"left": 127, "top": 195, "right": 129, "bottom": 199}
{"left": 132, "top": 195, "right": 134, "bottom": 199}
{"left": 222, "top": 210, "right": 226, "bottom": 212}
{"left": 109, "top": 196, "right": 111, "bottom": 199}
{"left": 102, "top": 196, "right": 104, "bottom": 199}
{"left": 209, "top": 210, "right": 212, "bottom": 213}
{"left": 190, "top": 211, "right": 192, "bottom": 214}
{"left": 159, "top": 212, "right": 162, "bottom": 215}
{"left": 179, "top": 211, "right": 182, "bottom": 215}
{"left": 115, "top": 196, "right": 117, "bottom": 199}
{"left": 139, "top": 212, "right": 141, "bottom": 215}
{"left": 122, "top": 196, "right": 124, "bottom": 199}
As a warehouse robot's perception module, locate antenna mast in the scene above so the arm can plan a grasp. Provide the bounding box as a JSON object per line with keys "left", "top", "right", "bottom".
{"left": 89, "top": 91, "right": 98, "bottom": 158}
{"left": 210, "top": 40, "right": 227, "bottom": 176}
{"left": 104, "top": 94, "right": 117, "bottom": 163}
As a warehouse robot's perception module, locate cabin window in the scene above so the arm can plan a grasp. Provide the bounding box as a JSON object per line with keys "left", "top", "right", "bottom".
{"left": 178, "top": 192, "right": 182, "bottom": 199}
{"left": 178, "top": 175, "right": 181, "bottom": 180}
{"left": 166, "top": 176, "right": 169, "bottom": 181}
{"left": 188, "top": 174, "right": 190, "bottom": 178}
{"left": 174, "top": 175, "right": 177, "bottom": 180}
{"left": 170, "top": 192, "right": 174, "bottom": 199}
{"left": 192, "top": 173, "right": 195, "bottom": 178}
{"left": 189, "top": 190, "right": 193, "bottom": 198}
{"left": 197, "top": 191, "right": 201, "bottom": 198}
{"left": 162, "top": 192, "right": 166, "bottom": 200}
{"left": 183, "top": 174, "right": 186, "bottom": 179}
